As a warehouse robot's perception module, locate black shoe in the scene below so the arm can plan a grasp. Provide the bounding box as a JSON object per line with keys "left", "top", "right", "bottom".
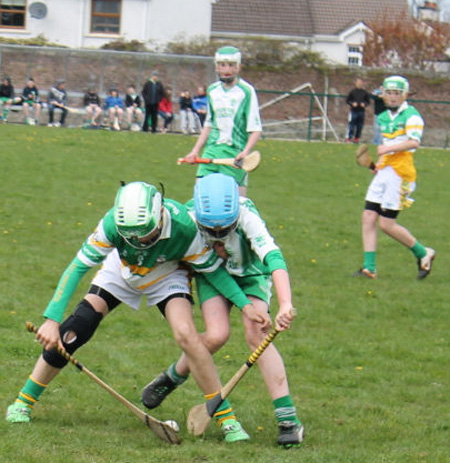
{"left": 277, "top": 422, "right": 305, "bottom": 448}
{"left": 141, "top": 372, "right": 177, "bottom": 409}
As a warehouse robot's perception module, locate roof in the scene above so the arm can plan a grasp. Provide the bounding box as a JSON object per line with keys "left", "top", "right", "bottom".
{"left": 212, "top": 0, "right": 411, "bottom": 37}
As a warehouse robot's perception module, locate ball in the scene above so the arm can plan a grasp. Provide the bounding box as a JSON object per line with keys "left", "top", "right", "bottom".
{"left": 164, "top": 419, "right": 180, "bottom": 432}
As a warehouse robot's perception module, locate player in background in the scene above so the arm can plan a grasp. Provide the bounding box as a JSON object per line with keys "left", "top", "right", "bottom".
{"left": 6, "top": 181, "right": 268, "bottom": 443}
{"left": 182, "top": 46, "right": 262, "bottom": 196}
{"left": 353, "top": 75, "right": 435, "bottom": 280}
{"left": 142, "top": 174, "right": 303, "bottom": 448}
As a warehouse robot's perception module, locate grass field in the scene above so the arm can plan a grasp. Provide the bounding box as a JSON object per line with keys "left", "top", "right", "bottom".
{"left": 0, "top": 125, "right": 448, "bottom": 463}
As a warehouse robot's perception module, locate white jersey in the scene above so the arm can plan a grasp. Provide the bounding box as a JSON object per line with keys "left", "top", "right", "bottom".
{"left": 204, "top": 78, "right": 262, "bottom": 152}
{"left": 219, "top": 197, "right": 280, "bottom": 277}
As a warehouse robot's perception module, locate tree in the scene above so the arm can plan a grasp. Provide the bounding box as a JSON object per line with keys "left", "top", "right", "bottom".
{"left": 363, "top": 11, "right": 450, "bottom": 70}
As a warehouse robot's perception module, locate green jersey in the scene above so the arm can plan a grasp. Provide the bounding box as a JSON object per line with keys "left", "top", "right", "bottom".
{"left": 44, "top": 199, "right": 250, "bottom": 322}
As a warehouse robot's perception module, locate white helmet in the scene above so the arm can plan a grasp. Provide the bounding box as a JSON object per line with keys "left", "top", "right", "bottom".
{"left": 214, "top": 46, "right": 241, "bottom": 65}
{"left": 114, "top": 182, "right": 163, "bottom": 249}
{"left": 383, "top": 75, "right": 409, "bottom": 95}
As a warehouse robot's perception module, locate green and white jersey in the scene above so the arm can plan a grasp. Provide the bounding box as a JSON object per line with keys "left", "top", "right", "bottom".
{"left": 44, "top": 199, "right": 250, "bottom": 322}
{"left": 204, "top": 78, "right": 262, "bottom": 156}
{"left": 79, "top": 200, "right": 220, "bottom": 287}
{"left": 215, "top": 197, "right": 287, "bottom": 278}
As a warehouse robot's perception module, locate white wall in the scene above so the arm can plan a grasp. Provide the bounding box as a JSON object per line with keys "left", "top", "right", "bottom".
{"left": 0, "top": 0, "right": 212, "bottom": 49}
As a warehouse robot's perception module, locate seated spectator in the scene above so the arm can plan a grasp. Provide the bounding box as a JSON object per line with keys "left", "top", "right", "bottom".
{"left": 21, "top": 78, "right": 42, "bottom": 125}
{"left": 125, "top": 85, "right": 143, "bottom": 130}
{"left": 0, "top": 76, "right": 20, "bottom": 122}
{"left": 192, "top": 85, "right": 207, "bottom": 128}
{"left": 158, "top": 88, "right": 174, "bottom": 133}
{"left": 104, "top": 88, "right": 124, "bottom": 130}
{"left": 47, "top": 80, "right": 68, "bottom": 127}
{"left": 179, "top": 90, "right": 196, "bottom": 134}
{"left": 83, "top": 87, "right": 102, "bottom": 126}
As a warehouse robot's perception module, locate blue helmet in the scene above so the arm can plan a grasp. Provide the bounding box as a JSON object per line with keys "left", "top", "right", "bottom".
{"left": 194, "top": 174, "right": 239, "bottom": 239}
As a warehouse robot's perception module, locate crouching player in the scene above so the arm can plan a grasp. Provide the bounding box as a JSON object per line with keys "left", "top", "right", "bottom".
{"left": 142, "top": 174, "right": 304, "bottom": 448}
{"left": 6, "top": 181, "right": 268, "bottom": 443}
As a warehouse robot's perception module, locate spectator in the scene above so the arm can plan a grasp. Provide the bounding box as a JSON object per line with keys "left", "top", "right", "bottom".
{"left": 83, "top": 87, "right": 102, "bottom": 126}
{"left": 345, "top": 77, "right": 370, "bottom": 143}
{"left": 104, "top": 88, "right": 124, "bottom": 130}
{"left": 142, "top": 70, "right": 164, "bottom": 133}
{"left": 371, "top": 84, "right": 386, "bottom": 145}
{"left": 47, "top": 80, "right": 68, "bottom": 127}
{"left": 179, "top": 90, "right": 197, "bottom": 135}
{"left": 21, "top": 78, "right": 42, "bottom": 126}
{"left": 158, "top": 87, "right": 174, "bottom": 133}
{"left": 124, "top": 85, "right": 143, "bottom": 130}
{"left": 0, "top": 76, "right": 20, "bottom": 122}
{"left": 192, "top": 85, "right": 207, "bottom": 128}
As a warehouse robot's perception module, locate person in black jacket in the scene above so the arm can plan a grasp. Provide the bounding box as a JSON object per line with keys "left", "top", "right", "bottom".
{"left": 142, "top": 70, "right": 164, "bottom": 133}
{"left": 83, "top": 87, "right": 102, "bottom": 126}
{"left": 345, "top": 78, "right": 370, "bottom": 143}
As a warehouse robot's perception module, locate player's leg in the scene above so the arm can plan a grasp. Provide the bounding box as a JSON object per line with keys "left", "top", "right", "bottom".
{"left": 6, "top": 289, "right": 119, "bottom": 423}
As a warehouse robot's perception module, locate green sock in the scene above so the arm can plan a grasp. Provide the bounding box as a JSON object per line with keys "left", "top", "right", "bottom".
{"left": 166, "top": 362, "right": 188, "bottom": 386}
{"left": 410, "top": 241, "right": 427, "bottom": 259}
{"left": 3, "top": 108, "right": 8, "bottom": 118}
{"left": 273, "top": 395, "right": 301, "bottom": 425}
{"left": 16, "top": 376, "right": 48, "bottom": 409}
{"left": 363, "top": 251, "right": 376, "bottom": 272}
{"left": 211, "top": 397, "right": 235, "bottom": 425}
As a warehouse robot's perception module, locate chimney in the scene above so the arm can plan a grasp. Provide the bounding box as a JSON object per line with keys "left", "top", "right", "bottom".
{"left": 418, "top": 1, "right": 440, "bottom": 22}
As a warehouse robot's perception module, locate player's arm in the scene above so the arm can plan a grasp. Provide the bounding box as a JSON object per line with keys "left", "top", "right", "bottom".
{"left": 377, "top": 139, "right": 419, "bottom": 156}
{"left": 184, "top": 126, "right": 211, "bottom": 162}
{"left": 235, "top": 130, "right": 261, "bottom": 161}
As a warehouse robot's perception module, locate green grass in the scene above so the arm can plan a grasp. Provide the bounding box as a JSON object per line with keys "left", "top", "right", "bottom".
{"left": 0, "top": 125, "right": 449, "bottom": 463}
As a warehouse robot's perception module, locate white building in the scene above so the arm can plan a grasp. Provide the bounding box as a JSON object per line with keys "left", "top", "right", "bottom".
{"left": 0, "top": 0, "right": 414, "bottom": 66}
{"left": 0, "top": 0, "right": 212, "bottom": 49}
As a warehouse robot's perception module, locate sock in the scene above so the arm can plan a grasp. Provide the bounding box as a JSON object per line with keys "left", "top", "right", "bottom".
{"left": 363, "top": 251, "right": 376, "bottom": 272}
{"left": 3, "top": 108, "right": 8, "bottom": 118}
{"left": 166, "top": 362, "right": 188, "bottom": 386}
{"left": 16, "top": 376, "right": 48, "bottom": 410}
{"left": 273, "top": 395, "right": 301, "bottom": 425}
{"left": 410, "top": 241, "right": 427, "bottom": 260}
{"left": 204, "top": 392, "right": 235, "bottom": 425}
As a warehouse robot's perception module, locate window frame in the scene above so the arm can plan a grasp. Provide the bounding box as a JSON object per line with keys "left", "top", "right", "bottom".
{"left": 90, "top": 0, "right": 122, "bottom": 35}
{"left": 0, "top": 0, "right": 27, "bottom": 30}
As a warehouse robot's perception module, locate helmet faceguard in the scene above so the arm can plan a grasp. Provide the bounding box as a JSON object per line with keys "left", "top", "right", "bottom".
{"left": 114, "top": 182, "right": 163, "bottom": 249}
{"left": 194, "top": 174, "right": 239, "bottom": 242}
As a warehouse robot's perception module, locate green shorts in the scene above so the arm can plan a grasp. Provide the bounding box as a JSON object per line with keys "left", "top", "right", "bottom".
{"left": 0, "top": 96, "right": 11, "bottom": 103}
{"left": 196, "top": 272, "right": 272, "bottom": 306}
{"left": 196, "top": 145, "right": 249, "bottom": 186}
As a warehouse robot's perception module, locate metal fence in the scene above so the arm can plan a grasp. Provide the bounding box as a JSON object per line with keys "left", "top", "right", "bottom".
{"left": 257, "top": 89, "right": 450, "bottom": 149}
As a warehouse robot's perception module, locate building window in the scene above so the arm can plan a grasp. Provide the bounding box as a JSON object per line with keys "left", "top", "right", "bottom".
{"left": 91, "top": 0, "right": 121, "bottom": 34}
{"left": 348, "top": 45, "right": 362, "bottom": 67}
{"left": 0, "top": 0, "right": 26, "bottom": 28}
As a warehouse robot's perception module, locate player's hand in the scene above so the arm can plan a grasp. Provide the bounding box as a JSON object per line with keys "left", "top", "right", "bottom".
{"left": 242, "top": 304, "right": 272, "bottom": 332}
{"left": 36, "top": 319, "right": 63, "bottom": 351}
{"left": 183, "top": 151, "right": 198, "bottom": 164}
{"left": 275, "top": 306, "right": 297, "bottom": 331}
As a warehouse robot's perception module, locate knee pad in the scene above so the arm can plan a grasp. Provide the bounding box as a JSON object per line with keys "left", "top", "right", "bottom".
{"left": 43, "top": 300, "right": 103, "bottom": 368}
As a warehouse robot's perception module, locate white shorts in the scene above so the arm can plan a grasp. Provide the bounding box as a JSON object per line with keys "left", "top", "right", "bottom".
{"left": 91, "top": 251, "right": 191, "bottom": 310}
{"left": 365, "top": 166, "right": 416, "bottom": 211}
